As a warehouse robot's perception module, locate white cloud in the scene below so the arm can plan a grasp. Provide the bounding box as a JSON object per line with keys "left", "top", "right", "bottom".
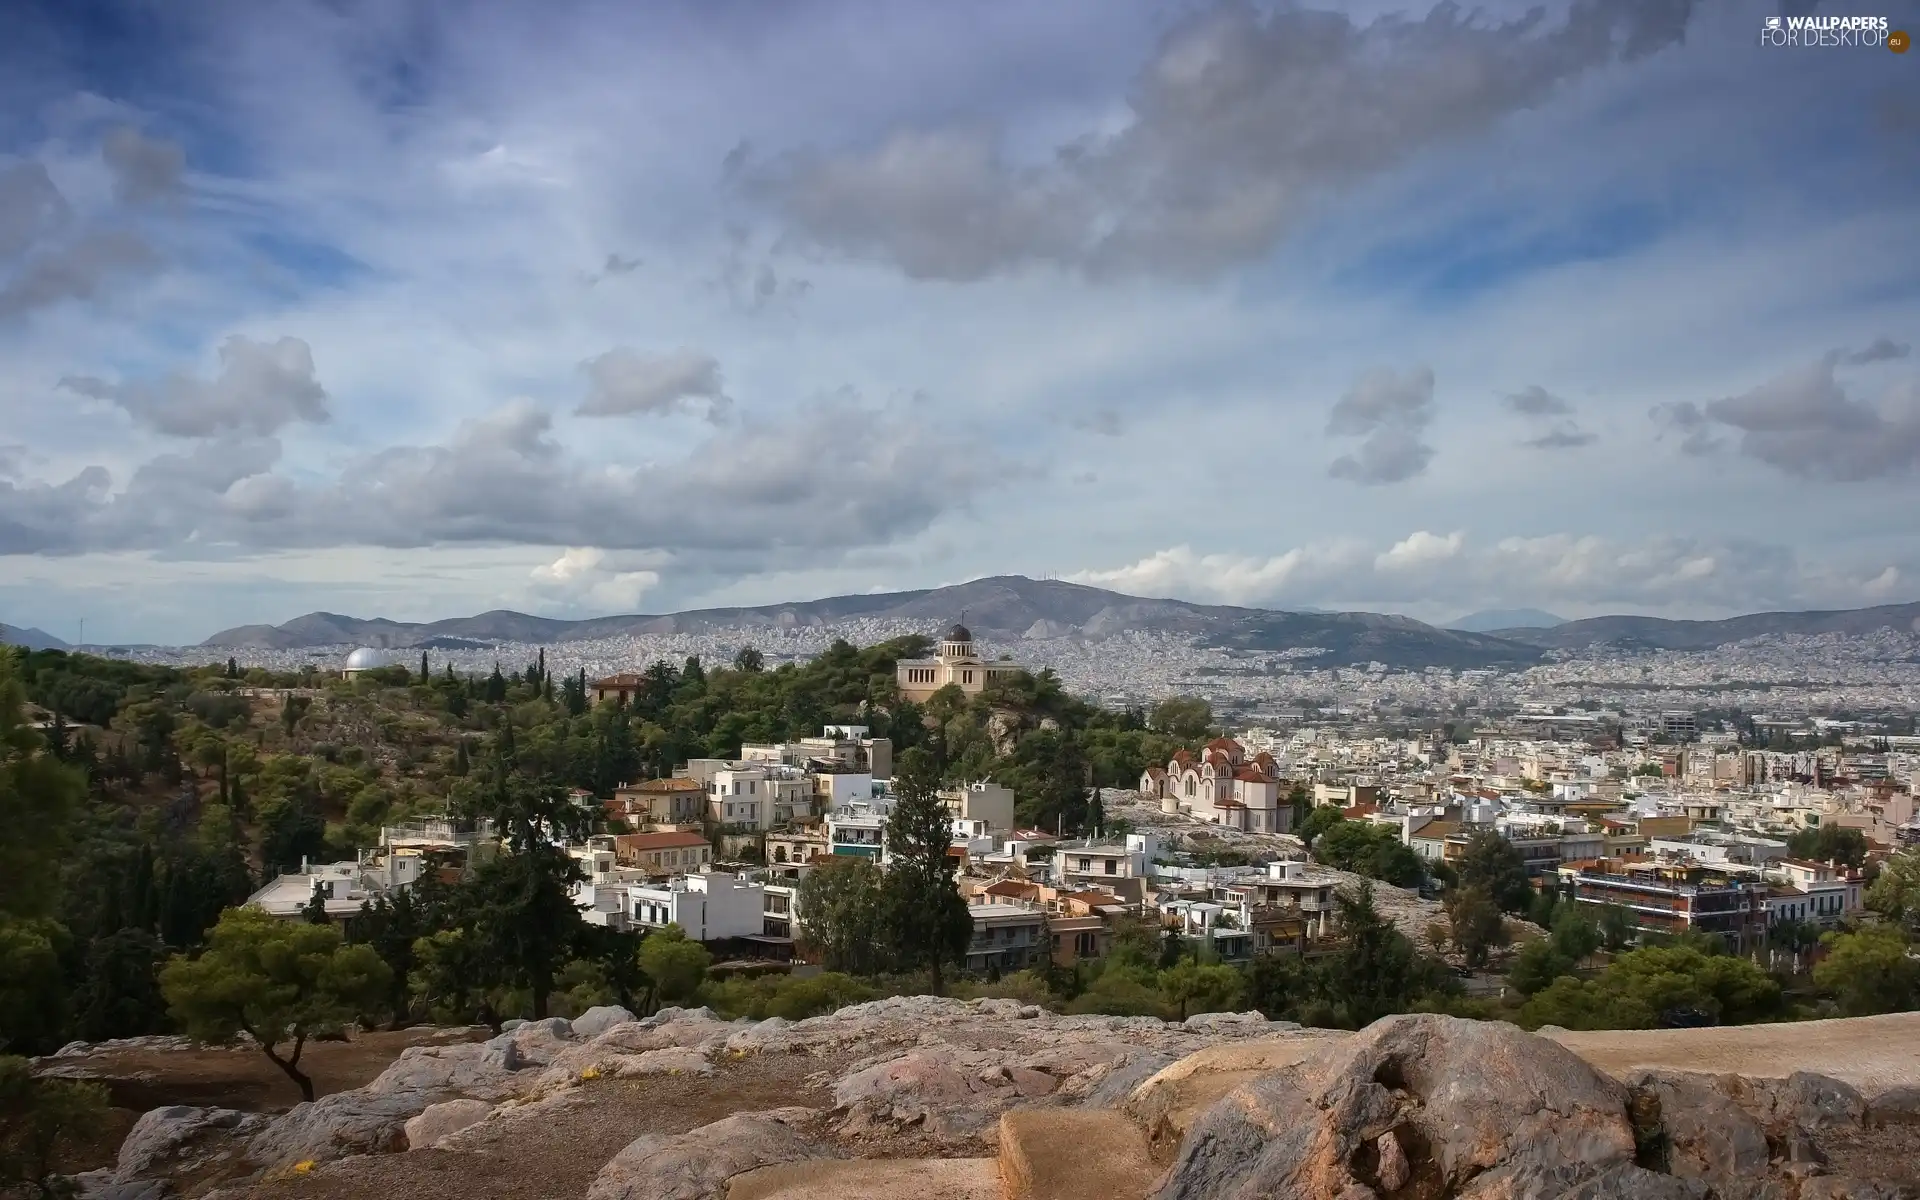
{"left": 1072, "top": 530, "right": 1914, "bottom": 618}
{"left": 529, "top": 546, "right": 663, "bottom": 612}
{"left": 1375, "top": 530, "right": 1464, "bottom": 571}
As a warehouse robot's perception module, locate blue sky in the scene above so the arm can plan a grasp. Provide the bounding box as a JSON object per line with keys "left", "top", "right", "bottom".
{"left": 2, "top": 0, "right": 1918, "bottom": 644}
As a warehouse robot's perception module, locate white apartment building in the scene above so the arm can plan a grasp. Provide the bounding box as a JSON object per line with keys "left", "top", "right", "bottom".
{"left": 626, "top": 872, "right": 766, "bottom": 942}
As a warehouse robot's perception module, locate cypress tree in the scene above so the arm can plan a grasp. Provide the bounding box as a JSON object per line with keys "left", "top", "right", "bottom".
{"left": 420, "top": 651, "right": 430, "bottom": 683}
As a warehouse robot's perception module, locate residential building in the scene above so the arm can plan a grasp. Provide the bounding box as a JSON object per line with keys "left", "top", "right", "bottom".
{"left": 589, "top": 673, "right": 647, "bottom": 705}
{"left": 244, "top": 851, "right": 425, "bottom": 920}
{"left": 626, "top": 872, "right": 765, "bottom": 942}
{"left": 1560, "top": 859, "right": 1768, "bottom": 951}
{"left": 614, "top": 778, "right": 707, "bottom": 825}
{"left": 613, "top": 830, "right": 713, "bottom": 874}
{"left": 1058, "top": 833, "right": 1158, "bottom": 885}
{"left": 826, "top": 808, "right": 887, "bottom": 857}
{"left": 940, "top": 780, "right": 1016, "bottom": 831}
{"left": 964, "top": 902, "right": 1047, "bottom": 973}
{"left": 895, "top": 624, "right": 1024, "bottom": 703}
{"left": 1764, "top": 859, "right": 1864, "bottom": 928}
{"left": 766, "top": 828, "right": 829, "bottom": 866}
{"left": 1215, "top": 860, "right": 1338, "bottom": 943}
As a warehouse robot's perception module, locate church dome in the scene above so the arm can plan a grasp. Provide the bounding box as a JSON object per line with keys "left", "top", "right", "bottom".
{"left": 344, "top": 647, "right": 390, "bottom": 670}
{"left": 944, "top": 623, "right": 973, "bottom": 642}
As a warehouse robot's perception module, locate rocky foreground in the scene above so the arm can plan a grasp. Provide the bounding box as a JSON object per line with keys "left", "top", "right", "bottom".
{"left": 45, "top": 999, "right": 1920, "bottom": 1200}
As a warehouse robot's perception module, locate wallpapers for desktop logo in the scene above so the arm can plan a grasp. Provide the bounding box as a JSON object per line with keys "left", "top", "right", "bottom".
{"left": 1760, "top": 13, "right": 1907, "bottom": 51}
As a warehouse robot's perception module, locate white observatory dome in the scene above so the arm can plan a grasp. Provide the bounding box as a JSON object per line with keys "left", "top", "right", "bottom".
{"left": 344, "top": 647, "right": 390, "bottom": 671}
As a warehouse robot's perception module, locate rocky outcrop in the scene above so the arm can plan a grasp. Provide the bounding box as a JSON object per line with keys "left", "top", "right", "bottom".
{"left": 245, "top": 1088, "right": 431, "bottom": 1171}
{"left": 402, "top": 1098, "right": 494, "bottom": 1150}
{"left": 570, "top": 1005, "right": 637, "bottom": 1040}
{"left": 108, "top": 1106, "right": 268, "bottom": 1184}
{"left": 585, "top": 1108, "right": 831, "bottom": 1200}
{"left": 1154, "top": 1014, "right": 1685, "bottom": 1199}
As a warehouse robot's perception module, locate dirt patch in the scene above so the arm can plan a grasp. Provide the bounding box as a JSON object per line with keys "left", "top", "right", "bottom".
{"left": 220, "top": 1048, "right": 863, "bottom": 1200}
{"left": 1548, "top": 1012, "right": 1920, "bottom": 1096}
{"left": 43, "top": 1029, "right": 487, "bottom": 1115}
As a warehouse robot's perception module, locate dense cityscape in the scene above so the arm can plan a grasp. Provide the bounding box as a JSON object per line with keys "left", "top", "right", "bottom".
{"left": 108, "top": 621, "right": 1920, "bottom": 733}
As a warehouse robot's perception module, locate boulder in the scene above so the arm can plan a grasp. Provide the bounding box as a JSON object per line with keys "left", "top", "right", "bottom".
{"left": 111, "top": 1105, "right": 267, "bottom": 1184}
{"left": 585, "top": 1108, "right": 832, "bottom": 1200}
{"left": 246, "top": 1088, "right": 433, "bottom": 1170}
{"left": 364, "top": 1042, "right": 522, "bottom": 1099}
{"left": 70, "top": 1173, "right": 168, "bottom": 1200}
{"left": 1627, "top": 1071, "right": 1771, "bottom": 1187}
{"left": 570, "top": 1005, "right": 637, "bottom": 1040}
{"left": 1153, "top": 1014, "right": 1648, "bottom": 1200}
{"left": 403, "top": 1098, "right": 494, "bottom": 1150}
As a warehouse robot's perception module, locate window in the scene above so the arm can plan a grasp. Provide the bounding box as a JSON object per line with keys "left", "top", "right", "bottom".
{"left": 1104, "top": 860, "right": 1117, "bottom": 875}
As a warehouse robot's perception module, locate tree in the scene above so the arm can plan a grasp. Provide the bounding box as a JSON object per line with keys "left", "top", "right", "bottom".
{"left": 0, "top": 651, "right": 85, "bottom": 921}
{"left": 1319, "top": 883, "right": 1443, "bottom": 1028}
{"left": 1314, "top": 822, "right": 1427, "bottom": 889}
{"left": 1158, "top": 959, "right": 1244, "bottom": 1020}
{"left": 1508, "top": 937, "right": 1573, "bottom": 997}
{"left": 637, "top": 926, "right": 710, "bottom": 1008}
{"left": 1455, "top": 831, "right": 1534, "bottom": 914}
{"left": 351, "top": 890, "right": 426, "bottom": 1028}
{"left": 408, "top": 928, "right": 508, "bottom": 1032}
{"left": 1597, "top": 903, "right": 1637, "bottom": 951}
{"left": 795, "top": 856, "right": 892, "bottom": 975}
{"left": 881, "top": 748, "right": 974, "bottom": 995}
{"left": 732, "top": 645, "right": 765, "bottom": 673}
{"left": 461, "top": 850, "right": 581, "bottom": 1021}
{"left": 1517, "top": 943, "right": 1780, "bottom": 1031}
{"left": 0, "top": 919, "right": 68, "bottom": 1055}
{"left": 1444, "top": 886, "right": 1508, "bottom": 969}
{"left": 1813, "top": 926, "right": 1920, "bottom": 1016}
{"left": 419, "top": 651, "right": 430, "bottom": 684}
{"left": 75, "top": 928, "right": 170, "bottom": 1043}
{"left": 0, "top": 1057, "right": 109, "bottom": 1200}
{"left": 161, "top": 906, "right": 391, "bottom": 1102}
{"left": 1296, "top": 804, "right": 1345, "bottom": 848}
{"left": 1785, "top": 825, "right": 1868, "bottom": 868}
{"left": 1148, "top": 696, "right": 1212, "bottom": 741}
{"left": 1867, "top": 850, "right": 1920, "bottom": 931}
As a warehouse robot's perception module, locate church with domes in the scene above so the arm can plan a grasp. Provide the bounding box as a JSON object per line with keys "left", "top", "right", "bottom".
{"left": 894, "top": 623, "right": 1023, "bottom": 703}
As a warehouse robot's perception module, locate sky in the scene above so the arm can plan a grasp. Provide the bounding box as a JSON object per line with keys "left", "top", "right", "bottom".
{"left": 2, "top": 0, "right": 1919, "bottom": 645}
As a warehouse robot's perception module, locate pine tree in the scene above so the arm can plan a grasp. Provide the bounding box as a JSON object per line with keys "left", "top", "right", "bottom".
{"left": 881, "top": 748, "right": 972, "bottom": 996}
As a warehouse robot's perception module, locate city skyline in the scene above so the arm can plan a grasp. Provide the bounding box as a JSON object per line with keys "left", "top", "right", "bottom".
{"left": 3, "top": 0, "right": 1918, "bottom": 644}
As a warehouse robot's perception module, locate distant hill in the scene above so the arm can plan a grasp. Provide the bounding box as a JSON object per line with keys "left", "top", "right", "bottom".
{"left": 1200, "top": 611, "right": 1540, "bottom": 669}
{"left": 1447, "top": 608, "right": 1565, "bottom": 633}
{"left": 1, "top": 623, "right": 69, "bottom": 651}
{"left": 200, "top": 575, "right": 1544, "bottom": 670}
{"left": 1495, "top": 600, "right": 1920, "bottom": 651}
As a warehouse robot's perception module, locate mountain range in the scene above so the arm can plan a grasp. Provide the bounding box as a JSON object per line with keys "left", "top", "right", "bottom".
{"left": 195, "top": 578, "right": 1920, "bottom": 671}
{"left": 1446, "top": 608, "right": 1565, "bottom": 632}
{"left": 1490, "top": 601, "right": 1920, "bottom": 652}
{"left": 1, "top": 624, "right": 70, "bottom": 651}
